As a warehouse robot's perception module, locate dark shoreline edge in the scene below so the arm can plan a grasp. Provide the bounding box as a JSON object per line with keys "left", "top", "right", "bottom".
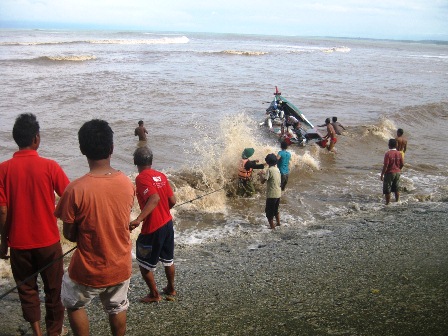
{"left": 1, "top": 202, "right": 447, "bottom": 336}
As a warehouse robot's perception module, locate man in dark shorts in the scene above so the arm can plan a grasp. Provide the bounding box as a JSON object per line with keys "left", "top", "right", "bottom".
{"left": 0, "top": 113, "right": 69, "bottom": 336}
{"left": 130, "top": 146, "right": 177, "bottom": 303}
{"left": 380, "top": 139, "right": 404, "bottom": 205}
{"left": 258, "top": 154, "right": 282, "bottom": 230}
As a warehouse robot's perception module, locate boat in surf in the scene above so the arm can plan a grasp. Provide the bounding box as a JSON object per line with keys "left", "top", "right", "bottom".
{"left": 261, "top": 86, "right": 326, "bottom": 147}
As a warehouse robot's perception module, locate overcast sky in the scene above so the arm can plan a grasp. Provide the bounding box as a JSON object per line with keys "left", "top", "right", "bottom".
{"left": 1, "top": 0, "right": 447, "bottom": 40}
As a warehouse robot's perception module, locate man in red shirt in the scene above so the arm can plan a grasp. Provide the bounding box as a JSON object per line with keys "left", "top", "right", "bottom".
{"left": 380, "top": 139, "right": 404, "bottom": 205}
{"left": 0, "top": 113, "right": 69, "bottom": 336}
{"left": 130, "top": 146, "right": 177, "bottom": 303}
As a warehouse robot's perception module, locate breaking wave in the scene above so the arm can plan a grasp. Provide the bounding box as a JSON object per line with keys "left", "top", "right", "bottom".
{"left": 35, "top": 55, "right": 97, "bottom": 62}
{"left": 323, "top": 46, "right": 351, "bottom": 53}
{"left": 220, "top": 50, "right": 268, "bottom": 56}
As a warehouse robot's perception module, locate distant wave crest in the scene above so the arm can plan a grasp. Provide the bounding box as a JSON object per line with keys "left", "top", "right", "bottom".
{"left": 221, "top": 50, "right": 268, "bottom": 56}
{"left": 0, "top": 41, "right": 80, "bottom": 46}
{"left": 37, "top": 55, "right": 97, "bottom": 62}
{"left": 323, "top": 46, "right": 351, "bottom": 53}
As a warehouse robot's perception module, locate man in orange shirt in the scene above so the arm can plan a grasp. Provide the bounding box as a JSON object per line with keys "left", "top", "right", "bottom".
{"left": 55, "top": 119, "right": 135, "bottom": 336}
{"left": 0, "top": 113, "right": 69, "bottom": 336}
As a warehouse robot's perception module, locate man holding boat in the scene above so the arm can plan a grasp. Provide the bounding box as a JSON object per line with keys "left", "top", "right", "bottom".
{"left": 237, "top": 148, "right": 266, "bottom": 197}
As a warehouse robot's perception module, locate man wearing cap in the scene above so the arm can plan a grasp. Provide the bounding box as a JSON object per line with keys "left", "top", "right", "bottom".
{"left": 258, "top": 153, "right": 282, "bottom": 230}
{"left": 237, "top": 148, "right": 265, "bottom": 197}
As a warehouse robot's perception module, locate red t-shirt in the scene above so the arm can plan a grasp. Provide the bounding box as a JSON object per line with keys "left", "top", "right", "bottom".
{"left": 0, "top": 150, "right": 69, "bottom": 249}
{"left": 135, "top": 169, "right": 174, "bottom": 234}
{"left": 54, "top": 171, "right": 135, "bottom": 287}
{"left": 383, "top": 149, "right": 403, "bottom": 174}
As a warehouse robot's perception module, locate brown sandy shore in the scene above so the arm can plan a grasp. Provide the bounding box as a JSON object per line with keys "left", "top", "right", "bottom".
{"left": 1, "top": 202, "right": 447, "bottom": 336}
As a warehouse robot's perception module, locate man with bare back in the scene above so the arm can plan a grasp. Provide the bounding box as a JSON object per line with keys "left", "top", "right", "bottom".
{"left": 135, "top": 120, "right": 148, "bottom": 141}
{"left": 323, "top": 118, "right": 337, "bottom": 152}
{"left": 395, "top": 128, "right": 407, "bottom": 160}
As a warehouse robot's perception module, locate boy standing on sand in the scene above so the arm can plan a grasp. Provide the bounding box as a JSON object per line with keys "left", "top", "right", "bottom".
{"left": 380, "top": 139, "right": 404, "bottom": 205}
{"left": 130, "top": 146, "right": 177, "bottom": 303}
{"left": 0, "top": 113, "right": 69, "bottom": 336}
{"left": 135, "top": 120, "right": 148, "bottom": 141}
{"left": 55, "top": 119, "right": 135, "bottom": 336}
{"left": 259, "top": 154, "right": 282, "bottom": 230}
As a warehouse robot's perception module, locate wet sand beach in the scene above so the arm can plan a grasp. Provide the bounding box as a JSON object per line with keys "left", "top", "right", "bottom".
{"left": 1, "top": 202, "right": 447, "bottom": 336}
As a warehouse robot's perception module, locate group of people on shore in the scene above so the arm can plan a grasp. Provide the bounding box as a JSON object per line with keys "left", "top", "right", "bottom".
{"left": 0, "top": 115, "right": 176, "bottom": 336}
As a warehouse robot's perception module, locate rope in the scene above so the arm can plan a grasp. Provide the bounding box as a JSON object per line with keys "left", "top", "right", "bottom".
{"left": 0, "top": 246, "right": 77, "bottom": 300}
{"left": 173, "top": 187, "right": 226, "bottom": 208}
{"left": 0, "top": 187, "right": 225, "bottom": 300}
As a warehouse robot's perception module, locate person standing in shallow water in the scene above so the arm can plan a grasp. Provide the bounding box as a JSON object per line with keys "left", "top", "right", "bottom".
{"left": 381, "top": 138, "right": 404, "bottom": 205}
{"left": 323, "top": 118, "right": 337, "bottom": 152}
{"left": 0, "top": 113, "right": 70, "bottom": 336}
{"left": 395, "top": 128, "right": 407, "bottom": 160}
{"left": 237, "top": 148, "right": 266, "bottom": 197}
{"left": 135, "top": 120, "right": 148, "bottom": 141}
{"left": 55, "top": 119, "right": 135, "bottom": 336}
{"left": 331, "top": 116, "right": 346, "bottom": 135}
{"left": 130, "top": 146, "right": 177, "bottom": 303}
{"left": 258, "top": 154, "right": 282, "bottom": 230}
{"left": 277, "top": 141, "right": 291, "bottom": 191}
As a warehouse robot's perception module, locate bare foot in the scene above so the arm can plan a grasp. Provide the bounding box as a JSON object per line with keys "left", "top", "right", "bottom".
{"left": 162, "top": 287, "right": 177, "bottom": 296}
{"left": 139, "top": 294, "right": 162, "bottom": 303}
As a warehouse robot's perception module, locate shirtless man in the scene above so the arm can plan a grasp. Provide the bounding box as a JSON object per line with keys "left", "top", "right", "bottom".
{"left": 331, "top": 116, "right": 346, "bottom": 135}
{"left": 323, "top": 118, "right": 337, "bottom": 152}
{"left": 395, "top": 128, "right": 407, "bottom": 160}
{"left": 135, "top": 120, "right": 148, "bottom": 141}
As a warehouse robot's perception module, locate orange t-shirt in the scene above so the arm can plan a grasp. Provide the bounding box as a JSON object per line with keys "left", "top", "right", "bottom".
{"left": 55, "top": 171, "right": 135, "bottom": 288}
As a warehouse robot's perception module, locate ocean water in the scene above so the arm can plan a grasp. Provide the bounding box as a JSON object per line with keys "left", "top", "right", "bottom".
{"left": 0, "top": 29, "right": 447, "bottom": 276}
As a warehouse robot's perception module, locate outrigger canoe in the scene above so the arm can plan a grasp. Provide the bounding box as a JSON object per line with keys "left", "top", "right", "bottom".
{"left": 262, "top": 86, "right": 326, "bottom": 147}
